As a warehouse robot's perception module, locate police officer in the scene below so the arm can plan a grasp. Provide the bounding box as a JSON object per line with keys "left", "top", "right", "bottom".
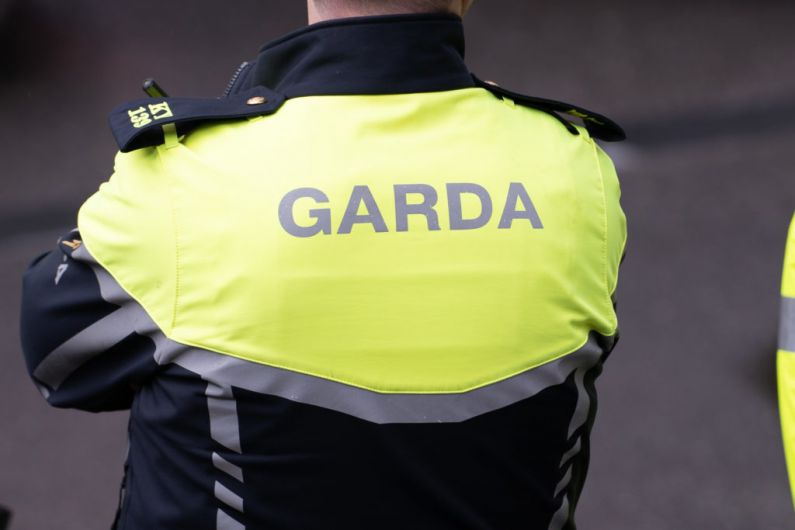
{"left": 779, "top": 215, "right": 795, "bottom": 508}
{"left": 20, "top": 1, "right": 627, "bottom": 528}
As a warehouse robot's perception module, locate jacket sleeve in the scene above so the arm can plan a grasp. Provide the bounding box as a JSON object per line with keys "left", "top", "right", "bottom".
{"left": 779, "top": 214, "right": 795, "bottom": 508}
{"left": 20, "top": 229, "right": 161, "bottom": 412}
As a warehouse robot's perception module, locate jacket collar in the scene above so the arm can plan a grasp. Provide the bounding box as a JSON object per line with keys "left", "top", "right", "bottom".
{"left": 249, "top": 13, "right": 475, "bottom": 97}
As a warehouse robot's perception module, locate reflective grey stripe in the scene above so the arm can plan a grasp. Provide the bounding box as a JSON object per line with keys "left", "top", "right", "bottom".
{"left": 567, "top": 368, "right": 591, "bottom": 438}
{"left": 214, "top": 481, "right": 244, "bottom": 513}
{"left": 73, "top": 245, "right": 141, "bottom": 306}
{"left": 68, "top": 244, "right": 612, "bottom": 530}
{"left": 74, "top": 243, "right": 610, "bottom": 425}
{"left": 216, "top": 509, "right": 245, "bottom": 530}
{"left": 33, "top": 303, "right": 149, "bottom": 389}
{"left": 171, "top": 339, "right": 603, "bottom": 424}
{"left": 35, "top": 382, "right": 51, "bottom": 400}
{"left": 548, "top": 363, "right": 597, "bottom": 530}
{"left": 554, "top": 466, "right": 572, "bottom": 497}
{"left": 548, "top": 496, "right": 570, "bottom": 530}
{"left": 33, "top": 245, "right": 161, "bottom": 390}
{"left": 559, "top": 438, "right": 581, "bottom": 467}
{"left": 69, "top": 246, "right": 253, "bottom": 530}
{"left": 209, "top": 393, "right": 245, "bottom": 526}
{"left": 781, "top": 296, "right": 795, "bottom": 352}
{"left": 213, "top": 452, "right": 244, "bottom": 482}
{"left": 550, "top": 437, "right": 579, "bottom": 521}
{"left": 207, "top": 383, "right": 242, "bottom": 453}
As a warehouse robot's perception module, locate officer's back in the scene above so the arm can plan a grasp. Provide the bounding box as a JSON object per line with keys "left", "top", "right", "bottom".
{"left": 20, "top": 1, "right": 627, "bottom": 528}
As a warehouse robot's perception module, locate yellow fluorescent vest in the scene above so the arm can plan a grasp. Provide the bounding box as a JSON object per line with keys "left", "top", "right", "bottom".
{"left": 779, "top": 214, "right": 795, "bottom": 507}
{"left": 78, "top": 88, "right": 626, "bottom": 393}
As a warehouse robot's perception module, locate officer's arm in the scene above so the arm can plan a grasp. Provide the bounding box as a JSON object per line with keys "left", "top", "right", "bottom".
{"left": 20, "top": 229, "right": 160, "bottom": 412}
{"left": 21, "top": 142, "right": 177, "bottom": 412}
{"left": 779, "top": 214, "right": 795, "bottom": 509}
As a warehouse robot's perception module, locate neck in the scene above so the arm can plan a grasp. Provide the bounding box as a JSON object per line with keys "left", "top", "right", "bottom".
{"left": 307, "top": 1, "right": 465, "bottom": 24}
{"left": 249, "top": 13, "right": 472, "bottom": 98}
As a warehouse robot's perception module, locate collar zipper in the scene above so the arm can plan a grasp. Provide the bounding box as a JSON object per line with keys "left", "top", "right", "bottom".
{"left": 223, "top": 61, "right": 251, "bottom": 97}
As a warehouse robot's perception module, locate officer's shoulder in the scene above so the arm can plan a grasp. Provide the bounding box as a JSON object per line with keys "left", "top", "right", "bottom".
{"left": 473, "top": 76, "right": 626, "bottom": 142}
{"left": 108, "top": 81, "right": 286, "bottom": 153}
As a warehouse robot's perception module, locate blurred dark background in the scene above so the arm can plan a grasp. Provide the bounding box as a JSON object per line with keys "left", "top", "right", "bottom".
{"left": 2, "top": 0, "right": 794, "bottom": 528}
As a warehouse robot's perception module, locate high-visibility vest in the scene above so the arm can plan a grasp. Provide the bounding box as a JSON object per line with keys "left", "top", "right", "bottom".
{"left": 79, "top": 88, "right": 626, "bottom": 394}
{"left": 780, "top": 215, "right": 795, "bottom": 507}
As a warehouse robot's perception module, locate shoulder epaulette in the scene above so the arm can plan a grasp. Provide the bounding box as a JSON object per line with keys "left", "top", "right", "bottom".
{"left": 473, "top": 76, "right": 626, "bottom": 142}
{"left": 109, "top": 86, "right": 285, "bottom": 153}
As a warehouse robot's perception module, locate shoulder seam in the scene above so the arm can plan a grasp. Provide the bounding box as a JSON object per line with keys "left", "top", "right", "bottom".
{"left": 590, "top": 140, "right": 617, "bottom": 331}
{"left": 154, "top": 146, "right": 180, "bottom": 334}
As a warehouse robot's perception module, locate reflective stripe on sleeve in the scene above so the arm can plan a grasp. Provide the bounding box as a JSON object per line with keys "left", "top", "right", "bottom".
{"left": 780, "top": 296, "right": 795, "bottom": 353}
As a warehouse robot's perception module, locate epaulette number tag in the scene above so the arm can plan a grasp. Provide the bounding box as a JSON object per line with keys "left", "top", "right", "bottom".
{"left": 128, "top": 102, "right": 175, "bottom": 129}
{"left": 110, "top": 86, "right": 286, "bottom": 151}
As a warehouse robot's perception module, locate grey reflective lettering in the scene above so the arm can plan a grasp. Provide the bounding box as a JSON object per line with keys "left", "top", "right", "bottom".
{"left": 278, "top": 188, "right": 332, "bottom": 238}
{"left": 498, "top": 182, "right": 544, "bottom": 229}
{"left": 447, "top": 183, "right": 493, "bottom": 230}
{"left": 394, "top": 184, "right": 440, "bottom": 232}
{"left": 337, "top": 185, "right": 388, "bottom": 234}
